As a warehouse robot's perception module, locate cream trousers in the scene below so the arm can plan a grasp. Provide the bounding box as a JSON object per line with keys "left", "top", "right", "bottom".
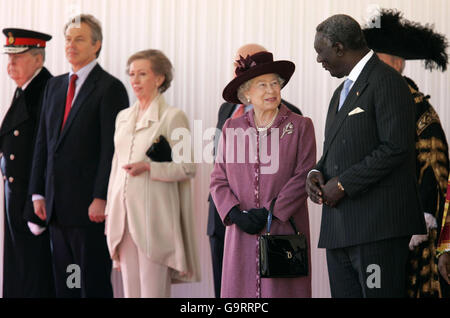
{"left": 118, "top": 221, "right": 171, "bottom": 298}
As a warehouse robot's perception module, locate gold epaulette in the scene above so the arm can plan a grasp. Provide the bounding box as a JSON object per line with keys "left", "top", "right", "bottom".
{"left": 409, "top": 84, "right": 425, "bottom": 104}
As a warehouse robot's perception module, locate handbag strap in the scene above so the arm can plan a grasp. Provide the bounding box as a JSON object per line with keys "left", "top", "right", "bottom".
{"left": 266, "top": 198, "right": 300, "bottom": 235}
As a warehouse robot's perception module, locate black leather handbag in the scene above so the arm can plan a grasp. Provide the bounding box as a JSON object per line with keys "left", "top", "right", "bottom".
{"left": 146, "top": 135, "right": 172, "bottom": 162}
{"left": 259, "top": 200, "right": 308, "bottom": 278}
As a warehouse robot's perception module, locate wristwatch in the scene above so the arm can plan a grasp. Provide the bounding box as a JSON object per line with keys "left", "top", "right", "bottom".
{"left": 337, "top": 181, "right": 345, "bottom": 192}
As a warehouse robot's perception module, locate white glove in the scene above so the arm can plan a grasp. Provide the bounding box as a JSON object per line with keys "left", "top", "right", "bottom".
{"left": 27, "top": 221, "right": 46, "bottom": 236}
{"left": 424, "top": 212, "right": 437, "bottom": 230}
{"left": 409, "top": 212, "right": 437, "bottom": 251}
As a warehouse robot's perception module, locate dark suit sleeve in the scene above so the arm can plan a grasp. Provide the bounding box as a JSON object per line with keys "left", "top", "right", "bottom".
{"left": 338, "top": 74, "right": 415, "bottom": 198}
{"left": 213, "top": 103, "right": 232, "bottom": 158}
{"left": 315, "top": 156, "right": 325, "bottom": 173}
{"left": 282, "top": 99, "right": 302, "bottom": 116}
{"left": 28, "top": 81, "right": 51, "bottom": 196}
{"left": 93, "top": 79, "right": 129, "bottom": 200}
{"left": 315, "top": 89, "right": 342, "bottom": 172}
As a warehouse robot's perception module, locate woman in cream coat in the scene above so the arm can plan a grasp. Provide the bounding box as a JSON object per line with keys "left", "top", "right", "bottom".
{"left": 105, "top": 49, "right": 199, "bottom": 297}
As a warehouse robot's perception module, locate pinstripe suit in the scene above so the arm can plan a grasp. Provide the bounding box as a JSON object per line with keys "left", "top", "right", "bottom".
{"left": 316, "top": 53, "right": 426, "bottom": 297}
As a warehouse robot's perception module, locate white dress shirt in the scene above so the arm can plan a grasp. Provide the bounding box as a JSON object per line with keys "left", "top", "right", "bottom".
{"left": 345, "top": 50, "right": 374, "bottom": 91}
{"left": 69, "top": 59, "right": 98, "bottom": 104}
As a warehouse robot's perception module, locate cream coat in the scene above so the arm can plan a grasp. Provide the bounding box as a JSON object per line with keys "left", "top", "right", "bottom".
{"left": 105, "top": 94, "right": 200, "bottom": 283}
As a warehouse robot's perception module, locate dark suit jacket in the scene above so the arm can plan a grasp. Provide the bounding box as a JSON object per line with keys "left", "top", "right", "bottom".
{"left": 207, "top": 99, "right": 302, "bottom": 237}
{"left": 316, "top": 54, "right": 426, "bottom": 249}
{"left": 0, "top": 67, "right": 53, "bottom": 228}
{"left": 29, "top": 64, "right": 129, "bottom": 227}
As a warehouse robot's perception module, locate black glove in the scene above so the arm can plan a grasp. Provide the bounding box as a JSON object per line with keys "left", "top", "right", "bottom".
{"left": 228, "top": 206, "right": 269, "bottom": 235}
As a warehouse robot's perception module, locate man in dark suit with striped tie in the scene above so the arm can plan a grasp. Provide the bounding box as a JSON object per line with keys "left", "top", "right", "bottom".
{"left": 207, "top": 43, "right": 302, "bottom": 297}
{"left": 307, "top": 14, "right": 426, "bottom": 297}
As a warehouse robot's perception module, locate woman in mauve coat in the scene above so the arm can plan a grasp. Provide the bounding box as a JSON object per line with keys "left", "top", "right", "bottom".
{"left": 210, "top": 51, "right": 316, "bottom": 298}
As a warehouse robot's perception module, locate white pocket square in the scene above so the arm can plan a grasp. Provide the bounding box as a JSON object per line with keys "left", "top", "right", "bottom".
{"left": 348, "top": 107, "right": 365, "bottom": 116}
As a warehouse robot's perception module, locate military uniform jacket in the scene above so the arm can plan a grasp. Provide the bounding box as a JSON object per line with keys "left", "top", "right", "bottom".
{"left": 0, "top": 67, "right": 52, "bottom": 228}
{"left": 406, "top": 76, "right": 449, "bottom": 231}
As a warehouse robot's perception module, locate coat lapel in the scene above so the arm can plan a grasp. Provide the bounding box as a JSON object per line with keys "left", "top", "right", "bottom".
{"left": 57, "top": 64, "right": 101, "bottom": 146}
{"left": 135, "top": 95, "right": 162, "bottom": 133}
{"left": 323, "top": 54, "right": 378, "bottom": 155}
{"left": 0, "top": 68, "right": 51, "bottom": 136}
{"left": 51, "top": 76, "right": 69, "bottom": 135}
{"left": 324, "top": 87, "right": 341, "bottom": 137}
{"left": 139, "top": 95, "right": 168, "bottom": 144}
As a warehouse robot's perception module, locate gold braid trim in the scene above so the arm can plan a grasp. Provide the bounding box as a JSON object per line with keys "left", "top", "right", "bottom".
{"left": 417, "top": 137, "right": 449, "bottom": 195}
{"left": 417, "top": 107, "right": 441, "bottom": 136}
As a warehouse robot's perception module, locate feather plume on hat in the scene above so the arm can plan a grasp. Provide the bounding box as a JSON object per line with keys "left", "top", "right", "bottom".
{"left": 363, "top": 9, "right": 448, "bottom": 71}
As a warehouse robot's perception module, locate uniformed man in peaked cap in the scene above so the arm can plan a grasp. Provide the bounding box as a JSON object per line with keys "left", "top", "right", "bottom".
{"left": 0, "top": 28, "right": 55, "bottom": 297}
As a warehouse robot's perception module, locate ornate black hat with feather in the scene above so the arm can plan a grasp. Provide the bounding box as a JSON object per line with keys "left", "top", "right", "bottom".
{"left": 363, "top": 9, "right": 448, "bottom": 71}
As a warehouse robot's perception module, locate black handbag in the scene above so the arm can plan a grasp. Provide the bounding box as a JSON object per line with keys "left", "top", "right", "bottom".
{"left": 145, "top": 135, "right": 172, "bottom": 162}
{"left": 259, "top": 200, "right": 308, "bottom": 278}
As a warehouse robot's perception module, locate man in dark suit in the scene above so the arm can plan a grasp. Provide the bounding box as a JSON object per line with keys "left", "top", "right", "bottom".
{"left": 207, "top": 43, "right": 302, "bottom": 297}
{"left": 306, "top": 14, "right": 426, "bottom": 297}
{"left": 29, "top": 14, "right": 129, "bottom": 298}
{"left": 0, "top": 28, "right": 55, "bottom": 297}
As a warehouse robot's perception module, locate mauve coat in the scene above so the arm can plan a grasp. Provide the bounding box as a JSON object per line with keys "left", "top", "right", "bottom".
{"left": 210, "top": 104, "right": 316, "bottom": 298}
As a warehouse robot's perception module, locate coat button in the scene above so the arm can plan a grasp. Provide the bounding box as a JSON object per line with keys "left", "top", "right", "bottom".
{"left": 334, "top": 165, "right": 339, "bottom": 170}
{"left": 13, "top": 130, "right": 19, "bottom": 136}
{"left": 8, "top": 177, "right": 14, "bottom": 183}
{"left": 342, "top": 139, "right": 346, "bottom": 144}
{"left": 9, "top": 154, "right": 15, "bottom": 161}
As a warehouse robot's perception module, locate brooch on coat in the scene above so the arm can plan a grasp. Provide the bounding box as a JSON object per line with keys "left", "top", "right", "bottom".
{"left": 281, "top": 122, "right": 294, "bottom": 139}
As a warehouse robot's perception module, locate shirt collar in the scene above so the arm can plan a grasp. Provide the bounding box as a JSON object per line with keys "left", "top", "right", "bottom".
{"left": 134, "top": 94, "right": 164, "bottom": 131}
{"left": 347, "top": 50, "right": 374, "bottom": 83}
{"left": 69, "top": 59, "right": 97, "bottom": 79}
{"left": 21, "top": 67, "right": 43, "bottom": 90}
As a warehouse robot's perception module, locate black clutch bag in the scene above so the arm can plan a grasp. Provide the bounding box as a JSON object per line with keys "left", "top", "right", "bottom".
{"left": 145, "top": 135, "right": 172, "bottom": 162}
{"left": 259, "top": 200, "right": 308, "bottom": 278}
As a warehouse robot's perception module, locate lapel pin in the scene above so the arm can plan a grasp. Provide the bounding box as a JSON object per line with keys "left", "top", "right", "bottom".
{"left": 356, "top": 91, "right": 360, "bottom": 96}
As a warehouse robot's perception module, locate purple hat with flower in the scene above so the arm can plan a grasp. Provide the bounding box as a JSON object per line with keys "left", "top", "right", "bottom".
{"left": 222, "top": 51, "right": 295, "bottom": 104}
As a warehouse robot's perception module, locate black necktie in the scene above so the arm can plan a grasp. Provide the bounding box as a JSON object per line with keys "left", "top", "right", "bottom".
{"left": 10, "top": 87, "right": 23, "bottom": 107}
{"left": 15, "top": 87, "right": 23, "bottom": 100}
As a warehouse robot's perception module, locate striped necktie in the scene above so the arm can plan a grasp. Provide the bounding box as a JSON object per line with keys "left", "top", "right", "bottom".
{"left": 338, "top": 79, "right": 353, "bottom": 111}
